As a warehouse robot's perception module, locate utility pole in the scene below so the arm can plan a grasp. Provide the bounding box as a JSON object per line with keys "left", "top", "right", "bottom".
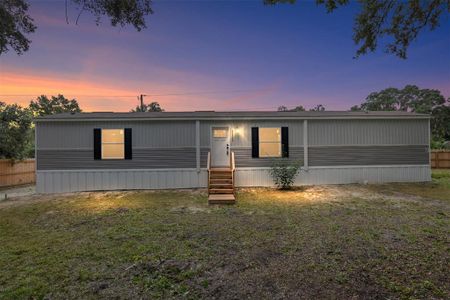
{"left": 138, "top": 94, "right": 146, "bottom": 112}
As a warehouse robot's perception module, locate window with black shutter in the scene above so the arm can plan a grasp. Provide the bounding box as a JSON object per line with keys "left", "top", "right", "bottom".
{"left": 94, "top": 128, "right": 131, "bottom": 160}
{"left": 252, "top": 127, "right": 289, "bottom": 158}
{"left": 124, "top": 128, "right": 132, "bottom": 160}
{"left": 251, "top": 127, "right": 259, "bottom": 158}
{"left": 93, "top": 128, "right": 101, "bottom": 160}
{"left": 281, "top": 127, "right": 289, "bottom": 157}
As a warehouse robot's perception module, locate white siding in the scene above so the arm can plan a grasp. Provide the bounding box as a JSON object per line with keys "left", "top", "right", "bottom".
{"left": 37, "top": 169, "right": 207, "bottom": 193}
{"left": 37, "top": 165, "right": 431, "bottom": 193}
{"left": 235, "top": 165, "right": 431, "bottom": 186}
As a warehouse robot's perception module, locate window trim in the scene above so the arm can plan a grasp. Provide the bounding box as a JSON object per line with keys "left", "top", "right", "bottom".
{"left": 101, "top": 129, "right": 125, "bottom": 160}
{"left": 258, "top": 127, "right": 282, "bottom": 158}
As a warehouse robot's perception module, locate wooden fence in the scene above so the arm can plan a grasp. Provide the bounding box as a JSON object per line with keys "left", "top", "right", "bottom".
{"left": 431, "top": 150, "right": 450, "bottom": 169}
{"left": 0, "top": 159, "right": 36, "bottom": 188}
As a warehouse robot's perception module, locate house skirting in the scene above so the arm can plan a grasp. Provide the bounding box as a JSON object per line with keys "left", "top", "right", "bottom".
{"left": 36, "top": 165, "right": 430, "bottom": 194}
{"left": 235, "top": 165, "right": 431, "bottom": 186}
{"left": 36, "top": 169, "right": 208, "bottom": 193}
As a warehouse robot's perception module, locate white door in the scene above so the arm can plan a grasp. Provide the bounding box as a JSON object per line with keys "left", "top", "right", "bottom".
{"left": 211, "top": 127, "right": 230, "bottom": 167}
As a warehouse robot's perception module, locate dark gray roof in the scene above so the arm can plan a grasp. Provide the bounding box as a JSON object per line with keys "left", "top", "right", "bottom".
{"left": 35, "top": 111, "right": 430, "bottom": 121}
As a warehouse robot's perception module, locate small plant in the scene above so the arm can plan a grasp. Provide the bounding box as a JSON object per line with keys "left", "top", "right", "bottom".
{"left": 430, "top": 137, "right": 447, "bottom": 150}
{"left": 268, "top": 159, "right": 302, "bottom": 190}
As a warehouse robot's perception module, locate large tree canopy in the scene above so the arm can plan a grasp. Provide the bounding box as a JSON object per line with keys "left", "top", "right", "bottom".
{"left": 29, "top": 94, "right": 82, "bottom": 116}
{"left": 0, "top": 101, "right": 33, "bottom": 160}
{"left": 0, "top": 0, "right": 36, "bottom": 55}
{"left": 1, "top": 0, "right": 448, "bottom": 57}
{"left": 0, "top": 0, "right": 153, "bottom": 55}
{"left": 351, "top": 85, "right": 450, "bottom": 143}
{"left": 350, "top": 85, "right": 446, "bottom": 113}
{"left": 267, "top": 0, "right": 449, "bottom": 59}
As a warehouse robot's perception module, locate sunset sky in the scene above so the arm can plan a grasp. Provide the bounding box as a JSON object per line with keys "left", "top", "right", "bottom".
{"left": 0, "top": 0, "right": 449, "bottom": 112}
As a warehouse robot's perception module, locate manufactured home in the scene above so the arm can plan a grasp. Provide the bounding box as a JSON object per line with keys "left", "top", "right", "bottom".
{"left": 35, "top": 111, "right": 431, "bottom": 203}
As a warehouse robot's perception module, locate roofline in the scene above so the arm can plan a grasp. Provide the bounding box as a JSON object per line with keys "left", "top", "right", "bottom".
{"left": 35, "top": 115, "right": 431, "bottom": 122}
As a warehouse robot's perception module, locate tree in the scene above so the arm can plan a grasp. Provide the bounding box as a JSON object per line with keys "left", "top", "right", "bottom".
{"left": 350, "top": 105, "right": 361, "bottom": 111}
{"left": 0, "top": 102, "right": 33, "bottom": 160}
{"left": 0, "top": 0, "right": 36, "bottom": 55}
{"left": 431, "top": 101, "right": 450, "bottom": 141}
{"left": 310, "top": 104, "right": 325, "bottom": 111}
{"left": 351, "top": 85, "right": 450, "bottom": 143}
{"left": 351, "top": 85, "right": 446, "bottom": 113}
{"left": 29, "top": 94, "right": 82, "bottom": 116}
{"left": 266, "top": 0, "right": 449, "bottom": 59}
{"left": 131, "top": 101, "right": 164, "bottom": 112}
{"left": 291, "top": 105, "right": 306, "bottom": 112}
{"left": 278, "top": 105, "right": 306, "bottom": 112}
{"left": 0, "top": 0, "right": 153, "bottom": 55}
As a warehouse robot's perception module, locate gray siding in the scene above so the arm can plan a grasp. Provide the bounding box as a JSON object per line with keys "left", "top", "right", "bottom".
{"left": 36, "top": 118, "right": 430, "bottom": 172}
{"left": 200, "top": 148, "right": 210, "bottom": 168}
{"left": 233, "top": 147, "right": 304, "bottom": 167}
{"left": 37, "top": 148, "right": 197, "bottom": 170}
{"left": 309, "top": 145, "right": 429, "bottom": 166}
{"left": 37, "top": 121, "right": 196, "bottom": 149}
{"left": 200, "top": 120, "right": 304, "bottom": 147}
{"left": 308, "top": 119, "right": 428, "bottom": 146}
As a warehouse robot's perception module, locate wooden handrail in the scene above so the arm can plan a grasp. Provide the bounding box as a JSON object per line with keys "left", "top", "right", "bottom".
{"left": 231, "top": 151, "right": 236, "bottom": 197}
{"left": 231, "top": 152, "right": 235, "bottom": 171}
{"left": 207, "top": 152, "right": 211, "bottom": 194}
{"left": 207, "top": 152, "right": 211, "bottom": 171}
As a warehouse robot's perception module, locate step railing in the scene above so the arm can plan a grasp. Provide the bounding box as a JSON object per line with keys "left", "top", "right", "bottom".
{"left": 207, "top": 152, "right": 211, "bottom": 194}
{"left": 207, "top": 151, "right": 235, "bottom": 196}
{"left": 230, "top": 151, "right": 235, "bottom": 196}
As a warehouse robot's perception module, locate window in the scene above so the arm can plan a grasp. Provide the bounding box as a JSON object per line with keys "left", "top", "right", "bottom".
{"left": 101, "top": 129, "right": 124, "bottom": 159}
{"left": 259, "top": 127, "right": 281, "bottom": 157}
{"left": 213, "top": 128, "right": 228, "bottom": 138}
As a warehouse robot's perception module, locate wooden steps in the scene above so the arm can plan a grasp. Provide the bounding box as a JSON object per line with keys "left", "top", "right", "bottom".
{"left": 208, "top": 194, "right": 236, "bottom": 204}
{"left": 208, "top": 167, "right": 235, "bottom": 204}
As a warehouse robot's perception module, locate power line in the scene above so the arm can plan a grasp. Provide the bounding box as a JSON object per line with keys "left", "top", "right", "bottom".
{"left": 0, "top": 94, "right": 136, "bottom": 98}
{"left": 0, "top": 88, "right": 274, "bottom": 98}
{"left": 143, "top": 88, "right": 274, "bottom": 97}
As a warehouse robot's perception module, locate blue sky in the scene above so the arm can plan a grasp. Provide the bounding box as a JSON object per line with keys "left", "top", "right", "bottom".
{"left": 0, "top": 0, "right": 449, "bottom": 111}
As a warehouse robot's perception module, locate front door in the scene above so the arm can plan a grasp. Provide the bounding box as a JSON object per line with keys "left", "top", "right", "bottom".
{"left": 211, "top": 127, "right": 230, "bottom": 167}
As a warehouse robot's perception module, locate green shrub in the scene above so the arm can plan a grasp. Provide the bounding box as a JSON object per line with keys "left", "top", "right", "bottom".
{"left": 269, "top": 159, "right": 302, "bottom": 189}
{"left": 430, "top": 137, "right": 446, "bottom": 150}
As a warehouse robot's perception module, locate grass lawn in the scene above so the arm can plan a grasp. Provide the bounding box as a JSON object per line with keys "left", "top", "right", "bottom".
{"left": 0, "top": 171, "right": 449, "bottom": 299}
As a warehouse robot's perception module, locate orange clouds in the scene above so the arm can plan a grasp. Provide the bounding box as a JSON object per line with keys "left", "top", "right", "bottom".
{"left": 0, "top": 70, "right": 139, "bottom": 111}
{"left": 0, "top": 67, "right": 283, "bottom": 112}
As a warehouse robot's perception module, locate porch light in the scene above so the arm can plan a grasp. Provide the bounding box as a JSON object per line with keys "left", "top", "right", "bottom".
{"left": 233, "top": 127, "right": 242, "bottom": 138}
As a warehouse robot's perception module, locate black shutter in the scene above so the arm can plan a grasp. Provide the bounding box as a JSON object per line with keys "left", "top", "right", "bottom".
{"left": 124, "top": 128, "right": 132, "bottom": 160}
{"left": 251, "top": 127, "right": 259, "bottom": 158}
{"left": 281, "top": 127, "right": 289, "bottom": 157}
{"left": 93, "top": 128, "right": 101, "bottom": 160}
